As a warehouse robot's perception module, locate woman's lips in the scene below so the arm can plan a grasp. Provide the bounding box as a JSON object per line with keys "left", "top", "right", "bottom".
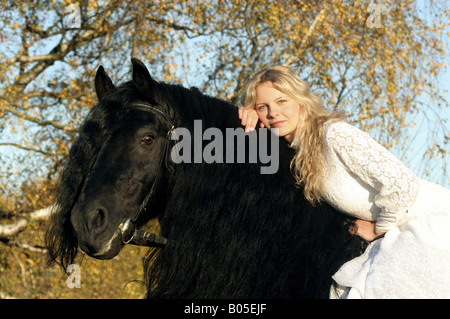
{"left": 270, "top": 120, "right": 286, "bottom": 128}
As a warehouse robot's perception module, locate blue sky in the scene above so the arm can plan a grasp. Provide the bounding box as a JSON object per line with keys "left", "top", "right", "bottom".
{"left": 397, "top": 70, "right": 449, "bottom": 188}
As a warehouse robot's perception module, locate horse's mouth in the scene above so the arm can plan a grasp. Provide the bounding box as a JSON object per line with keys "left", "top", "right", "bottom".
{"left": 75, "top": 219, "right": 168, "bottom": 260}
{"left": 77, "top": 228, "right": 124, "bottom": 260}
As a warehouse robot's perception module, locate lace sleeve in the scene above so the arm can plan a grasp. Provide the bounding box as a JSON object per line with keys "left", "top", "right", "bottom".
{"left": 325, "top": 122, "right": 420, "bottom": 232}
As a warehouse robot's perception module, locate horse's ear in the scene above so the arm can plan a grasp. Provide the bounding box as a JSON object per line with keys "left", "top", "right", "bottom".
{"left": 95, "top": 65, "right": 116, "bottom": 101}
{"left": 131, "top": 57, "right": 158, "bottom": 100}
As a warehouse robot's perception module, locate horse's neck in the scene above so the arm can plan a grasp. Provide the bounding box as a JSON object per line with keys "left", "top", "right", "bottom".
{"left": 174, "top": 91, "right": 240, "bottom": 130}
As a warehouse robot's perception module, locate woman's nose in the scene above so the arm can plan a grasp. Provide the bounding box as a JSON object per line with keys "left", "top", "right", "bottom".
{"left": 267, "top": 105, "right": 280, "bottom": 118}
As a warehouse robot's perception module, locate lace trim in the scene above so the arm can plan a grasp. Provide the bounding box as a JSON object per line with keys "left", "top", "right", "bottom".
{"left": 325, "top": 122, "right": 420, "bottom": 232}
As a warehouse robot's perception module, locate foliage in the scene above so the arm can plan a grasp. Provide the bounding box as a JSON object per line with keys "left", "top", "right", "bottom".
{"left": 0, "top": 193, "right": 159, "bottom": 298}
{"left": 0, "top": 0, "right": 449, "bottom": 297}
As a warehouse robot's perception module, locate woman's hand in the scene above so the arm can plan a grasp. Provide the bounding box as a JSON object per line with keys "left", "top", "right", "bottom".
{"left": 238, "top": 107, "right": 264, "bottom": 132}
{"left": 350, "top": 219, "right": 385, "bottom": 242}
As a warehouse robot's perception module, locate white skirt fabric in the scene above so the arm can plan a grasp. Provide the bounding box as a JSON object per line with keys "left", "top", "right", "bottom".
{"left": 331, "top": 179, "right": 450, "bottom": 299}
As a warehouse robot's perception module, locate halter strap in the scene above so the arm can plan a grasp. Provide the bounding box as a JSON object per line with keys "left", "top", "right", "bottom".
{"left": 130, "top": 102, "right": 174, "bottom": 126}
{"left": 118, "top": 102, "right": 174, "bottom": 248}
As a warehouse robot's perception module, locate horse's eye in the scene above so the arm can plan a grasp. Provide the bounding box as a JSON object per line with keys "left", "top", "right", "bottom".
{"left": 140, "top": 135, "right": 154, "bottom": 145}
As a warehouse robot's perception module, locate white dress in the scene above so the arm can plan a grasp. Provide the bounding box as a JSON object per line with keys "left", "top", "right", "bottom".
{"left": 313, "top": 121, "right": 450, "bottom": 299}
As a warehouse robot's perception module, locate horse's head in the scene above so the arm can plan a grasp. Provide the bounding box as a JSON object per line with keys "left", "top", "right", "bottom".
{"left": 46, "top": 59, "right": 172, "bottom": 266}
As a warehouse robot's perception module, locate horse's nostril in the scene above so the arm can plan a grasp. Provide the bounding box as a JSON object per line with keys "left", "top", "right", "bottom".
{"left": 88, "top": 206, "right": 109, "bottom": 232}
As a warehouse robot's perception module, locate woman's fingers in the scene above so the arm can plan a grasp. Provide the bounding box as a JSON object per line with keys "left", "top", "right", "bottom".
{"left": 238, "top": 108, "right": 260, "bottom": 132}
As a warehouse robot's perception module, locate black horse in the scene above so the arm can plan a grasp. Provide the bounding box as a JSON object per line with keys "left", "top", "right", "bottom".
{"left": 46, "top": 58, "right": 362, "bottom": 298}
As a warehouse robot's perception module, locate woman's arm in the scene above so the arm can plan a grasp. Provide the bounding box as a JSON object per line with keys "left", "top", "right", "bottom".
{"left": 352, "top": 219, "right": 385, "bottom": 242}
{"left": 326, "top": 122, "right": 420, "bottom": 234}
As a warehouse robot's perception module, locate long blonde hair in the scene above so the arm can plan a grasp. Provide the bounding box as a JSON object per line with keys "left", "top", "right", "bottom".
{"left": 239, "top": 66, "right": 345, "bottom": 205}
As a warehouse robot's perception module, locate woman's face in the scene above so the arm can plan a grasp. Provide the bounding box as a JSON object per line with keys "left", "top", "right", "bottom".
{"left": 255, "top": 81, "right": 301, "bottom": 143}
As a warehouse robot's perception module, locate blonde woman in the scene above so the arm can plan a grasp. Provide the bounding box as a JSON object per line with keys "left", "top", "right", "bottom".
{"left": 238, "top": 65, "right": 450, "bottom": 298}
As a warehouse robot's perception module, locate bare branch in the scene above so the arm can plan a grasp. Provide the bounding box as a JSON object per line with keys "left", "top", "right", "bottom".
{"left": 0, "top": 205, "right": 54, "bottom": 255}
{"left": 29, "top": 204, "right": 55, "bottom": 219}
{"left": 1, "top": 105, "right": 79, "bottom": 133}
{"left": 0, "top": 143, "right": 55, "bottom": 156}
{"left": 226, "top": 1, "right": 261, "bottom": 101}
{"left": 284, "top": 5, "right": 328, "bottom": 67}
{"left": 8, "top": 240, "right": 48, "bottom": 254}
{"left": 7, "top": 53, "right": 64, "bottom": 65}
{"left": 14, "top": 8, "right": 114, "bottom": 87}
{"left": 148, "top": 17, "right": 196, "bottom": 34}
{"left": 0, "top": 205, "right": 54, "bottom": 240}
{"left": 0, "top": 219, "right": 27, "bottom": 238}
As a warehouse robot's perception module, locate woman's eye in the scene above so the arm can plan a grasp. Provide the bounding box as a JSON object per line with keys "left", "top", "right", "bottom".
{"left": 140, "top": 135, "right": 154, "bottom": 145}
{"left": 256, "top": 104, "right": 267, "bottom": 111}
